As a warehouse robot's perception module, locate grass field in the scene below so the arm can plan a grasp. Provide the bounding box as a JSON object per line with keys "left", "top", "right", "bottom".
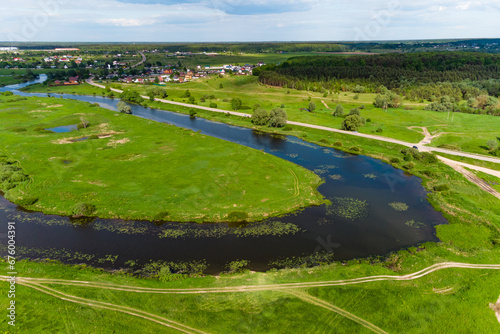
{"left": 24, "top": 76, "right": 500, "bottom": 157}
{"left": 4, "top": 72, "right": 500, "bottom": 333}
{"left": 18, "top": 78, "right": 500, "bottom": 229}
{"left": 2, "top": 243, "right": 500, "bottom": 333}
{"left": 0, "top": 94, "right": 324, "bottom": 222}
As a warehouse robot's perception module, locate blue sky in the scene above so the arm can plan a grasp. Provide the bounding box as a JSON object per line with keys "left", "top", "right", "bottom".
{"left": 2, "top": 0, "right": 499, "bottom": 42}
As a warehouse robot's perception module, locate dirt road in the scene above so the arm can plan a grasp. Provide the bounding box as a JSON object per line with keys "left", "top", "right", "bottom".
{"left": 437, "top": 156, "right": 500, "bottom": 200}
{"left": 87, "top": 79, "right": 500, "bottom": 167}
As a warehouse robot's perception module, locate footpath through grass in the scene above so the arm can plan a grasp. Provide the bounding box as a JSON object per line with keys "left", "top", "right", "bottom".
{"left": 0, "top": 94, "right": 324, "bottom": 222}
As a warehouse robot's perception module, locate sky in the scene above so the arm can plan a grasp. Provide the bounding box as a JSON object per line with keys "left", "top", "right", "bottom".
{"left": 1, "top": 0, "right": 499, "bottom": 42}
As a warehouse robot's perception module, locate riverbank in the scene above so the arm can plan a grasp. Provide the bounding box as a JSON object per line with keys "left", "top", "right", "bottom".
{"left": 15, "top": 83, "right": 500, "bottom": 243}
{"left": 2, "top": 241, "right": 500, "bottom": 333}
{"left": 0, "top": 93, "right": 325, "bottom": 222}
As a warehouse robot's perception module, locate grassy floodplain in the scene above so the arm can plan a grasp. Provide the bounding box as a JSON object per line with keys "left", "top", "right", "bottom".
{"left": 20, "top": 78, "right": 500, "bottom": 232}
{"left": 24, "top": 75, "right": 500, "bottom": 157}
{"left": 1, "top": 243, "right": 500, "bottom": 333}
{"left": 0, "top": 93, "right": 324, "bottom": 222}
{"left": 4, "top": 66, "right": 500, "bottom": 334}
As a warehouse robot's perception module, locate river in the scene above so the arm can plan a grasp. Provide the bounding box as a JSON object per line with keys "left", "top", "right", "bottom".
{"left": 0, "top": 75, "right": 447, "bottom": 273}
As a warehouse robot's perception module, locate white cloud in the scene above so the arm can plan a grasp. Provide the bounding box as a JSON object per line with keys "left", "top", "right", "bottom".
{"left": 1, "top": 0, "right": 499, "bottom": 42}
{"left": 96, "top": 18, "right": 147, "bottom": 26}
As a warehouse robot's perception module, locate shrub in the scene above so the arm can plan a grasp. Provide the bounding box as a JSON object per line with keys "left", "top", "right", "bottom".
{"left": 349, "top": 146, "right": 361, "bottom": 152}
{"left": 89, "top": 103, "right": 99, "bottom": 108}
{"left": 319, "top": 138, "right": 330, "bottom": 144}
{"left": 353, "top": 94, "right": 359, "bottom": 100}
{"left": 251, "top": 108, "right": 269, "bottom": 125}
{"left": 17, "top": 196, "right": 38, "bottom": 206}
{"left": 72, "top": 203, "right": 96, "bottom": 217}
{"left": 120, "top": 89, "right": 144, "bottom": 103}
{"left": 231, "top": 97, "right": 242, "bottom": 110}
{"left": 422, "top": 170, "right": 437, "bottom": 178}
{"left": 333, "top": 104, "right": 344, "bottom": 117}
{"left": 433, "top": 184, "right": 450, "bottom": 192}
{"left": 11, "top": 127, "right": 27, "bottom": 132}
{"left": 188, "top": 96, "right": 195, "bottom": 104}
{"left": 352, "top": 85, "right": 366, "bottom": 93}
{"left": 376, "top": 127, "right": 383, "bottom": 133}
{"left": 420, "top": 152, "right": 438, "bottom": 164}
{"left": 77, "top": 120, "right": 90, "bottom": 129}
{"left": 209, "top": 102, "right": 217, "bottom": 108}
{"left": 227, "top": 211, "right": 249, "bottom": 222}
{"left": 153, "top": 211, "right": 170, "bottom": 221}
{"left": 341, "top": 115, "right": 363, "bottom": 131}
{"left": 1, "top": 180, "right": 16, "bottom": 190}
{"left": 359, "top": 105, "right": 366, "bottom": 109}
{"left": 200, "top": 97, "right": 206, "bottom": 102}
{"left": 225, "top": 260, "right": 249, "bottom": 274}
{"left": 189, "top": 109, "right": 197, "bottom": 119}
{"left": 117, "top": 101, "right": 132, "bottom": 114}
{"left": 9, "top": 172, "right": 28, "bottom": 183}
{"left": 88, "top": 134, "right": 99, "bottom": 140}
{"left": 390, "top": 157, "right": 400, "bottom": 163}
{"left": 403, "top": 162, "right": 415, "bottom": 170}
{"left": 308, "top": 102, "right": 316, "bottom": 111}
{"left": 349, "top": 108, "right": 360, "bottom": 116}
{"left": 333, "top": 141, "right": 343, "bottom": 147}
{"left": 486, "top": 139, "right": 498, "bottom": 151}
{"left": 268, "top": 108, "right": 287, "bottom": 128}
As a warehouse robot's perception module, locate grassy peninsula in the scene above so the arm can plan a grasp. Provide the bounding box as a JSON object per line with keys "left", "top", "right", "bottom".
{"left": 0, "top": 93, "right": 324, "bottom": 222}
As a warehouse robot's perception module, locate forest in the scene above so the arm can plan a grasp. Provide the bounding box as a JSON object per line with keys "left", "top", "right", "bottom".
{"left": 256, "top": 52, "right": 500, "bottom": 115}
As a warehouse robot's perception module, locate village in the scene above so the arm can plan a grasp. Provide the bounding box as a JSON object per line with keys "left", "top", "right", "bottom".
{"left": 0, "top": 47, "right": 262, "bottom": 86}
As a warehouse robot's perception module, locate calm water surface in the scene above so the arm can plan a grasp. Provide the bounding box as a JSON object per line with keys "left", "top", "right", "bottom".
{"left": 0, "top": 76, "right": 447, "bottom": 273}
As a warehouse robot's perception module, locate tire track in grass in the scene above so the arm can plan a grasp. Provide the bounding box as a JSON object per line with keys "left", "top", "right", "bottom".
{"left": 19, "top": 281, "right": 209, "bottom": 334}
{"left": 286, "top": 290, "right": 388, "bottom": 334}
{"left": 3, "top": 262, "right": 500, "bottom": 332}
{"left": 5, "top": 262, "right": 500, "bottom": 294}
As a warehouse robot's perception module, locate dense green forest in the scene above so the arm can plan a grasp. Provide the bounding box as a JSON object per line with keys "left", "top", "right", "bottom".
{"left": 256, "top": 52, "right": 500, "bottom": 115}
{"left": 256, "top": 52, "right": 500, "bottom": 88}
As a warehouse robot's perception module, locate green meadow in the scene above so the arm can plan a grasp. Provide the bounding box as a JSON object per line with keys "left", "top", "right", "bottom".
{"left": 4, "top": 69, "right": 500, "bottom": 334}
{"left": 0, "top": 94, "right": 324, "bottom": 222}
{"left": 2, "top": 239, "right": 500, "bottom": 333}
{"left": 25, "top": 75, "right": 500, "bottom": 157}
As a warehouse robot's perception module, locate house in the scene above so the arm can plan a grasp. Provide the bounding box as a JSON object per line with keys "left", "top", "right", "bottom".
{"left": 68, "top": 76, "right": 79, "bottom": 83}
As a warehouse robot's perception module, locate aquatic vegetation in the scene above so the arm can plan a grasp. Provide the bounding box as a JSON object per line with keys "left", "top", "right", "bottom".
{"left": 389, "top": 202, "right": 409, "bottom": 211}
{"left": 405, "top": 219, "right": 425, "bottom": 228}
{"left": 141, "top": 259, "right": 208, "bottom": 278}
{"left": 269, "top": 251, "right": 336, "bottom": 269}
{"left": 327, "top": 197, "right": 369, "bottom": 221}
{"left": 363, "top": 173, "right": 377, "bottom": 179}
{"left": 328, "top": 174, "right": 344, "bottom": 181}
{"left": 318, "top": 164, "right": 337, "bottom": 170}
{"left": 159, "top": 221, "right": 302, "bottom": 239}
